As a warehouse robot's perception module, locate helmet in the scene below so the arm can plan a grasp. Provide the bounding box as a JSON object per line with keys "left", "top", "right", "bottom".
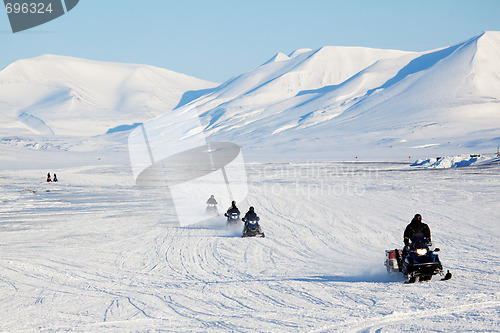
{"left": 412, "top": 214, "right": 422, "bottom": 223}
{"left": 249, "top": 206, "right": 254, "bottom": 212}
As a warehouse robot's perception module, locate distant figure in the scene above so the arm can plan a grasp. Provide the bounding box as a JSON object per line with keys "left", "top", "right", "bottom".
{"left": 206, "top": 194, "right": 217, "bottom": 205}
{"left": 53, "top": 173, "right": 58, "bottom": 182}
{"left": 47, "top": 173, "right": 52, "bottom": 182}
{"left": 205, "top": 194, "right": 219, "bottom": 216}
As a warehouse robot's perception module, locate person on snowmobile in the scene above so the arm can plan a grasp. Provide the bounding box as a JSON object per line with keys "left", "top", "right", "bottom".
{"left": 403, "top": 214, "right": 431, "bottom": 257}
{"left": 224, "top": 201, "right": 240, "bottom": 217}
{"left": 242, "top": 206, "right": 262, "bottom": 235}
{"left": 404, "top": 214, "right": 431, "bottom": 245}
{"left": 47, "top": 173, "right": 51, "bottom": 182}
{"left": 53, "top": 173, "right": 58, "bottom": 182}
{"left": 206, "top": 195, "right": 217, "bottom": 205}
{"left": 242, "top": 206, "right": 259, "bottom": 223}
{"left": 205, "top": 194, "right": 219, "bottom": 216}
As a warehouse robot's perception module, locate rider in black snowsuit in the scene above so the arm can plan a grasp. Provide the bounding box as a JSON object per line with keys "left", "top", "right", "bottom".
{"left": 404, "top": 214, "right": 431, "bottom": 245}
{"left": 242, "top": 206, "right": 259, "bottom": 223}
{"left": 242, "top": 206, "right": 261, "bottom": 234}
{"left": 403, "top": 214, "right": 431, "bottom": 258}
{"left": 224, "top": 201, "right": 240, "bottom": 217}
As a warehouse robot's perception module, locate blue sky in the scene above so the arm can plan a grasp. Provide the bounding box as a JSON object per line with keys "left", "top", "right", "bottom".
{"left": 1, "top": 0, "right": 499, "bottom": 82}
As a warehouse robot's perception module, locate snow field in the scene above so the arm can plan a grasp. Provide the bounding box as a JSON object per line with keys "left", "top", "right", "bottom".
{"left": 0, "top": 161, "right": 498, "bottom": 331}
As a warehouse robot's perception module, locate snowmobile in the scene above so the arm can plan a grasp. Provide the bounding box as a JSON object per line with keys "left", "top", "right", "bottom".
{"left": 225, "top": 211, "right": 241, "bottom": 225}
{"left": 241, "top": 217, "right": 265, "bottom": 238}
{"left": 205, "top": 203, "right": 219, "bottom": 216}
{"left": 385, "top": 233, "right": 451, "bottom": 283}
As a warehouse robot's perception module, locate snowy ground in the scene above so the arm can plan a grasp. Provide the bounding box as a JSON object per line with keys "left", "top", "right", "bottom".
{"left": 0, "top": 157, "right": 499, "bottom": 332}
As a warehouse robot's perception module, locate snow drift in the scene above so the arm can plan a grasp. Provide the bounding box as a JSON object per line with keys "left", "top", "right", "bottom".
{"left": 411, "top": 153, "right": 500, "bottom": 168}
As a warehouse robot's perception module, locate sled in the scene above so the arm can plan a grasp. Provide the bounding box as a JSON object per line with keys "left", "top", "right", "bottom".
{"left": 385, "top": 249, "right": 402, "bottom": 273}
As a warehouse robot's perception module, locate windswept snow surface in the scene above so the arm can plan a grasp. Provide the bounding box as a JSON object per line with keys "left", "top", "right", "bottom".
{"left": 0, "top": 155, "right": 498, "bottom": 331}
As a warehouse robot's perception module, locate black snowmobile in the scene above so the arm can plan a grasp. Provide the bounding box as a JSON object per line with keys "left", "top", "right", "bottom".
{"left": 225, "top": 211, "right": 241, "bottom": 225}
{"left": 241, "top": 217, "right": 265, "bottom": 238}
{"left": 385, "top": 233, "right": 451, "bottom": 283}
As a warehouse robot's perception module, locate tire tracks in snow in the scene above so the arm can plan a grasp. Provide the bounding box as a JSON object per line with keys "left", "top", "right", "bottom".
{"left": 313, "top": 299, "right": 500, "bottom": 333}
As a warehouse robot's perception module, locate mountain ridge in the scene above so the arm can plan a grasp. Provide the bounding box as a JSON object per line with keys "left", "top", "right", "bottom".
{"left": 182, "top": 31, "right": 499, "bottom": 159}
{"left": 0, "top": 55, "right": 218, "bottom": 136}
{"left": 1, "top": 32, "right": 499, "bottom": 160}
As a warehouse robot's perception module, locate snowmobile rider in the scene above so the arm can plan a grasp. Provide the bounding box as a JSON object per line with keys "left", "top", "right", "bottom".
{"left": 242, "top": 206, "right": 259, "bottom": 223}
{"left": 404, "top": 214, "right": 431, "bottom": 246}
{"left": 224, "top": 201, "right": 240, "bottom": 217}
{"left": 242, "top": 206, "right": 261, "bottom": 235}
{"left": 403, "top": 214, "right": 431, "bottom": 258}
{"left": 206, "top": 195, "right": 218, "bottom": 205}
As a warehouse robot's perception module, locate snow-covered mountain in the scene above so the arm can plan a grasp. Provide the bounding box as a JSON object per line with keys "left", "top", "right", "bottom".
{"left": 1, "top": 32, "right": 499, "bottom": 160}
{"left": 0, "top": 55, "right": 218, "bottom": 136}
{"left": 185, "top": 31, "right": 500, "bottom": 159}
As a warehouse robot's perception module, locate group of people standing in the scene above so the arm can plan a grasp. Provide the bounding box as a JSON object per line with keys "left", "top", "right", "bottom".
{"left": 46, "top": 173, "right": 58, "bottom": 182}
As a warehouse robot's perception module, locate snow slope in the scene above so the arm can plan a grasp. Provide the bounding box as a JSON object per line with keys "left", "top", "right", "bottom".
{"left": 0, "top": 160, "right": 498, "bottom": 331}
{"left": 180, "top": 31, "right": 500, "bottom": 160}
{"left": 0, "top": 55, "right": 218, "bottom": 137}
